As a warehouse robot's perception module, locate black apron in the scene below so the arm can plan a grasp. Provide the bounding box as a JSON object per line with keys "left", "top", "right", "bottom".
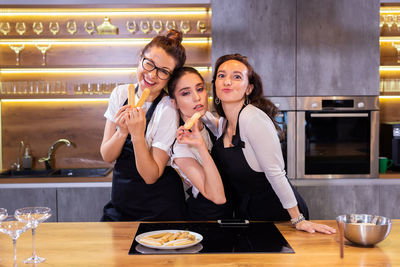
{"left": 211, "top": 106, "right": 309, "bottom": 221}
{"left": 174, "top": 120, "right": 233, "bottom": 221}
{"left": 102, "top": 87, "right": 186, "bottom": 221}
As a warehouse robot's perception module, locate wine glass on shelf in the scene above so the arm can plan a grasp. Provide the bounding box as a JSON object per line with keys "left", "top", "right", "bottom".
{"left": 9, "top": 44, "right": 25, "bottom": 66}
{"left": 0, "top": 215, "right": 30, "bottom": 266}
{"left": 0, "top": 22, "right": 11, "bottom": 35}
{"left": 49, "top": 22, "right": 60, "bottom": 35}
{"left": 35, "top": 43, "right": 51, "bottom": 66}
{"left": 15, "top": 22, "right": 26, "bottom": 35}
{"left": 84, "top": 21, "right": 96, "bottom": 35}
{"left": 15, "top": 207, "right": 52, "bottom": 264}
{"left": 32, "top": 22, "right": 44, "bottom": 35}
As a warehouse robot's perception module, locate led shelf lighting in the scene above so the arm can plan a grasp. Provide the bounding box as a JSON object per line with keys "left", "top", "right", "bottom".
{"left": 0, "top": 7, "right": 211, "bottom": 17}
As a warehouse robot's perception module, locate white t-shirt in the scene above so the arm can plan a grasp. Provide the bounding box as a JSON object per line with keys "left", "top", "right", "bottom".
{"left": 218, "top": 104, "right": 297, "bottom": 209}
{"left": 170, "top": 111, "right": 219, "bottom": 198}
{"left": 104, "top": 84, "right": 178, "bottom": 155}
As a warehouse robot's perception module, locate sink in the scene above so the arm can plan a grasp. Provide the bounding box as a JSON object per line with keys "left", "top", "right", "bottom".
{"left": 0, "top": 169, "right": 54, "bottom": 177}
{"left": 51, "top": 168, "right": 112, "bottom": 177}
{"left": 0, "top": 168, "right": 112, "bottom": 178}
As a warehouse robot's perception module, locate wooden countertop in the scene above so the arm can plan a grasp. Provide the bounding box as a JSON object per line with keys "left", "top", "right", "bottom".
{"left": 0, "top": 220, "right": 398, "bottom": 266}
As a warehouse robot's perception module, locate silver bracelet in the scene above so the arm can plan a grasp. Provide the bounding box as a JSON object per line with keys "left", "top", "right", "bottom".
{"left": 291, "top": 213, "right": 305, "bottom": 225}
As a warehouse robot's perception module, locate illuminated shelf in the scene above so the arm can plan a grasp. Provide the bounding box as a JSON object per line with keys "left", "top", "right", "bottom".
{"left": 380, "top": 36, "right": 400, "bottom": 42}
{"left": 0, "top": 7, "right": 211, "bottom": 16}
{"left": 0, "top": 38, "right": 211, "bottom": 46}
{"left": 0, "top": 66, "right": 211, "bottom": 74}
{"left": 379, "top": 66, "right": 400, "bottom": 71}
{"left": 380, "top": 7, "right": 400, "bottom": 14}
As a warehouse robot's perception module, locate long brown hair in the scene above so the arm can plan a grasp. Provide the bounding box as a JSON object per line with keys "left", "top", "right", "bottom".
{"left": 167, "top": 66, "right": 204, "bottom": 99}
{"left": 141, "top": 29, "right": 186, "bottom": 71}
{"left": 212, "top": 53, "right": 283, "bottom": 139}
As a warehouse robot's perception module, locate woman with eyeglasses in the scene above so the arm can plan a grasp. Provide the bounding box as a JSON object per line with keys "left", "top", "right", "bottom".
{"left": 100, "top": 30, "right": 187, "bottom": 221}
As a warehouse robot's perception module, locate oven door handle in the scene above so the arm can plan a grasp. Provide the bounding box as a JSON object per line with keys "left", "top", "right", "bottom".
{"left": 310, "top": 113, "right": 369, "bottom": 118}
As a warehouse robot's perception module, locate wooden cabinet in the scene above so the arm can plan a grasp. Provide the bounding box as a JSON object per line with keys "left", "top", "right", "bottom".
{"left": 0, "top": 5, "right": 211, "bottom": 171}
{"left": 0, "top": 5, "right": 212, "bottom": 99}
{"left": 296, "top": 0, "right": 380, "bottom": 96}
{"left": 380, "top": 4, "right": 400, "bottom": 96}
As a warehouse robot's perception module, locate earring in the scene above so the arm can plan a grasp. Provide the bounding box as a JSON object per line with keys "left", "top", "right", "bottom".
{"left": 214, "top": 96, "right": 220, "bottom": 105}
{"left": 245, "top": 95, "right": 250, "bottom": 105}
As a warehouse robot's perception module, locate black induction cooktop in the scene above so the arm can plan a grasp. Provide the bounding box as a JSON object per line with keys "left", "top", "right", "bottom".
{"left": 129, "top": 222, "right": 294, "bottom": 255}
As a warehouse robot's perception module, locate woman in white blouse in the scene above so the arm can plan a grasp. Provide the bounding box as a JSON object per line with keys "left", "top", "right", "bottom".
{"left": 211, "top": 54, "right": 336, "bottom": 234}
{"left": 100, "top": 30, "right": 187, "bottom": 221}
{"left": 167, "top": 67, "right": 232, "bottom": 220}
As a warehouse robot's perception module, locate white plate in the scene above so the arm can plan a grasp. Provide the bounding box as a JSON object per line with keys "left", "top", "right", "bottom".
{"left": 135, "top": 243, "right": 203, "bottom": 254}
{"left": 135, "top": 230, "right": 203, "bottom": 250}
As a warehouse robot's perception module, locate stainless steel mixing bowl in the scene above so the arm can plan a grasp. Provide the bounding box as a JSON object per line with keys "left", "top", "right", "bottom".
{"left": 336, "top": 214, "right": 392, "bottom": 246}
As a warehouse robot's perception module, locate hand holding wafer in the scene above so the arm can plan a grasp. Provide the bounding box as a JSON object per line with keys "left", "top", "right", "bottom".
{"left": 136, "top": 88, "right": 150, "bottom": 108}
{"left": 183, "top": 112, "right": 201, "bottom": 130}
{"left": 128, "top": 84, "right": 135, "bottom": 107}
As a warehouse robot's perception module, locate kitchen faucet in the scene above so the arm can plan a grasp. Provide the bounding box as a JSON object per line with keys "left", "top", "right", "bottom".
{"left": 39, "top": 138, "right": 71, "bottom": 170}
{"left": 11, "top": 141, "right": 24, "bottom": 171}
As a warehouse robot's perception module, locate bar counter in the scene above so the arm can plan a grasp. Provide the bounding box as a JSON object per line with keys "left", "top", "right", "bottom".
{"left": 0, "top": 220, "right": 398, "bottom": 266}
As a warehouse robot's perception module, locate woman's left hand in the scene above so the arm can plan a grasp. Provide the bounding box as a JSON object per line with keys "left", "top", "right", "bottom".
{"left": 125, "top": 107, "right": 146, "bottom": 142}
{"left": 295, "top": 220, "right": 337, "bottom": 234}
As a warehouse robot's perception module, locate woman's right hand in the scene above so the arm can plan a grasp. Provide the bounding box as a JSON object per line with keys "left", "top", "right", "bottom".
{"left": 114, "top": 105, "right": 130, "bottom": 136}
{"left": 176, "top": 121, "right": 206, "bottom": 149}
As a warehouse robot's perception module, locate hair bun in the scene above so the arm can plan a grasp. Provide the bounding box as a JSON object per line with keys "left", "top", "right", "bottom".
{"left": 166, "top": 29, "right": 183, "bottom": 45}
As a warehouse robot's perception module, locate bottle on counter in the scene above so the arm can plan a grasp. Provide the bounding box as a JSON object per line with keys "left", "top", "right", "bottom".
{"left": 22, "top": 145, "right": 32, "bottom": 170}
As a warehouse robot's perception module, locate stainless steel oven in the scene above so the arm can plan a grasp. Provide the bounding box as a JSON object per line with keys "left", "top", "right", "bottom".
{"left": 296, "top": 96, "right": 379, "bottom": 179}
{"left": 269, "top": 97, "right": 296, "bottom": 179}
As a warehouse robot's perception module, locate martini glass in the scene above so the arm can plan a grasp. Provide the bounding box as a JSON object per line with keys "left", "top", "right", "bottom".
{"left": 0, "top": 215, "right": 30, "bottom": 267}
{"left": 0, "top": 208, "right": 7, "bottom": 221}
{"left": 9, "top": 44, "right": 25, "bottom": 66}
{"left": 15, "top": 207, "right": 51, "bottom": 264}
{"left": 35, "top": 44, "right": 51, "bottom": 66}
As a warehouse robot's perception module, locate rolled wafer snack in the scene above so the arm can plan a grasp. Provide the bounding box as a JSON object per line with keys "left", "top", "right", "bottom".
{"left": 136, "top": 88, "right": 150, "bottom": 108}
{"left": 140, "top": 237, "right": 163, "bottom": 246}
{"left": 128, "top": 84, "right": 135, "bottom": 107}
{"left": 183, "top": 112, "right": 201, "bottom": 130}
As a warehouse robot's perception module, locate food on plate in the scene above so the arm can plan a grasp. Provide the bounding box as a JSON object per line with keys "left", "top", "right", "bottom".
{"left": 128, "top": 84, "right": 135, "bottom": 107}
{"left": 183, "top": 112, "right": 201, "bottom": 130}
{"left": 139, "top": 231, "right": 198, "bottom": 247}
{"left": 136, "top": 88, "right": 150, "bottom": 108}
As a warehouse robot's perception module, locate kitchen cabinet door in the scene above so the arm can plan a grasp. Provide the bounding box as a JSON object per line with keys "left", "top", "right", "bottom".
{"left": 57, "top": 187, "right": 111, "bottom": 222}
{"left": 212, "top": 0, "right": 296, "bottom": 97}
{"left": 0, "top": 188, "right": 57, "bottom": 222}
{"left": 297, "top": 0, "right": 380, "bottom": 96}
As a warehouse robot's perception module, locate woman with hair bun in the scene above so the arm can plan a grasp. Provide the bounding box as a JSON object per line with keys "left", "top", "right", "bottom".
{"left": 211, "top": 54, "right": 336, "bottom": 234}
{"left": 101, "top": 30, "right": 187, "bottom": 221}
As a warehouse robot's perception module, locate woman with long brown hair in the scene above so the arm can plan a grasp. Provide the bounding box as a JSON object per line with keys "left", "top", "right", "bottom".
{"left": 211, "top": 53, "right": 336, "bottom": 233}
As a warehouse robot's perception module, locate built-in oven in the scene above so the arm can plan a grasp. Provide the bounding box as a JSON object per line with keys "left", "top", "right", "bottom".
{"left": 269, "top": 97, "right": 296, "bottom": 179}
{"left": 296, "top": 96, "right": 379, "bottom": 179}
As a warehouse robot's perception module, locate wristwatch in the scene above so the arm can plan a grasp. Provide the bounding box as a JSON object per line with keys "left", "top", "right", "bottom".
{"left": 291, "top": 213, "right": 305, "bottom": 225}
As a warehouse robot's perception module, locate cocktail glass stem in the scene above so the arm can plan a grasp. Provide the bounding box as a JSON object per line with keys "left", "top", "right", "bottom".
{"left": 13, "top": 238, "right": 17, "bottom": 267}
{"left": 41, "top": 52, "right": 46, "bottom": 66}
{"left": 16, "top": 51, "right": 21, "bottom": 66}
{"left": 31, "top": 227, "right": 37, "bottom": 259}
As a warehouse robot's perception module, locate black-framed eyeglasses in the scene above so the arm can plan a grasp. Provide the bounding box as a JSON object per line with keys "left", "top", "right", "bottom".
{"left": 142, "top": 57, "right": 172, "bottom": 80}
